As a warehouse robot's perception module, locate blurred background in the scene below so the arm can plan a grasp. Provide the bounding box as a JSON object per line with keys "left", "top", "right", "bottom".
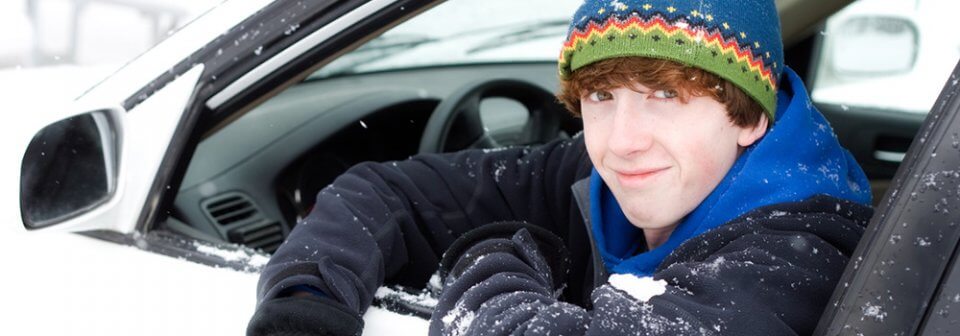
{"left": 0, "top": 0, "right": 219, "bottom": 101}
{"left": 0, "top": 0, "right": 221, "bottom": 68}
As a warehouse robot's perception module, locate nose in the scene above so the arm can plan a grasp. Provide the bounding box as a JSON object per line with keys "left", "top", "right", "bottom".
{"left": 607, "top": 97, "right": 654, "bottom": 158}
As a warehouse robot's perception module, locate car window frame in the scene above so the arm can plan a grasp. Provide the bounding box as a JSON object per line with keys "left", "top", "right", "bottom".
{"left": 814, "top": 60, "right": 960, "bottom": 335}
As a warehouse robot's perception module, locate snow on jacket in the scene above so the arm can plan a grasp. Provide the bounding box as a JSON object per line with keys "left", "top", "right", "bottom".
{"left": 254, "top": 68, "right": 873, "bottom": 335}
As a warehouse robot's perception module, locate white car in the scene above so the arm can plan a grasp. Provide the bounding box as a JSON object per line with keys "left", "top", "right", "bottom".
{"left": 6, "top": 0, "right": 960, "bottom": 335}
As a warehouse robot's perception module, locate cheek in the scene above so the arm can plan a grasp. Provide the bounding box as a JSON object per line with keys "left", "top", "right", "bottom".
{"left": 581, "top": 113, "right": 608, "bottom": 166}
{"left": 694, "top": 153, "right": 726, "bottom": 184}
{"left": 689, "top": 146, "right": 720, "bottom": 177}
{"left": 682, "top": 136, "right": 738, "bottom": 187}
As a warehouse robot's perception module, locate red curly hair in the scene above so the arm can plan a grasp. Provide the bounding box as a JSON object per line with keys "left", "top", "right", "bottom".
{"left": 557, "top": 57, "right": 767, "bottom": 128}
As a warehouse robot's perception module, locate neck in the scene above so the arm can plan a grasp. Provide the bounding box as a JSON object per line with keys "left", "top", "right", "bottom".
{"left": 643, "top": 227, "right": 674, "bottom": 250}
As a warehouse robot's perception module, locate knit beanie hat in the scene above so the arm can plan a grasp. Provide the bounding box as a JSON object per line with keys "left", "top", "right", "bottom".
{"left": 559, "top": 0, "right": 784, "bottom": 120}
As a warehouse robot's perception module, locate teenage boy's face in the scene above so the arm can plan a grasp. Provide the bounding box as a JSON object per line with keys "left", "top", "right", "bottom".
{"left": 581, "top": 83, "right": 767, "bottom": 235}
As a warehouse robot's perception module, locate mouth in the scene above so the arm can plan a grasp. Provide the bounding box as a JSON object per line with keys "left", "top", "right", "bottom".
{"left": 613, "top": 167, "right": 670, "bottom": 187}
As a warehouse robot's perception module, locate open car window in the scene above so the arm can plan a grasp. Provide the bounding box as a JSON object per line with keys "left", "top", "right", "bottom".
{"left": 169, "top": 0, "right": 582, "bottom": 254}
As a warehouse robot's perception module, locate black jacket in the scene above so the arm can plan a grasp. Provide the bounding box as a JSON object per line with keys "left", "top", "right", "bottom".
{"left": 428, "top": 195, "right": 870, "bottom": 336}
{"left": 253, "top": 137, "right": 872, "bottom": 335}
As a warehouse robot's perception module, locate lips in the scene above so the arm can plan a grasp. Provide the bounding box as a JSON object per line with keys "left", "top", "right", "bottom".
{"left": 613, "top": 167, "right": 670, "bottom": 187}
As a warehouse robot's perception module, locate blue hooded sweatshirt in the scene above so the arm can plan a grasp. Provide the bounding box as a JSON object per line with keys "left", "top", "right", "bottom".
{"left": 589, "top": 67, "right": 873, "bottom": 276}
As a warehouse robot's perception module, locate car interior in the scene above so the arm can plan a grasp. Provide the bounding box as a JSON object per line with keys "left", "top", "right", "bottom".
{"left": 160, "top": 0, "right": 925, "bottom": 262}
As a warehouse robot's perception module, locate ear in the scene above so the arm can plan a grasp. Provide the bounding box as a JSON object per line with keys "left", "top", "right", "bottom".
{"left": 737, "top": 114, "right": 769, "bottom": 147}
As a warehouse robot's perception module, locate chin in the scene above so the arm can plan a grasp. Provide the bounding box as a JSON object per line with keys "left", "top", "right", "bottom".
{"left": 623, "top": 210, "right": 679, "bottom": 231}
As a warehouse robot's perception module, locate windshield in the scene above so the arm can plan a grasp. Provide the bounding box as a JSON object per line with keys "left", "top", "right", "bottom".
{"left": 311, "top": 0, "right": 581, "bottom": 78}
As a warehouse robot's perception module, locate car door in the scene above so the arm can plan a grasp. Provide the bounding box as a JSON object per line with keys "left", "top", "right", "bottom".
{"left": 8, "top": 14, "right": 257, "bottom": 336}
{"left": 9, "top": 0, "right": 441, "bottom": 335}
{"left": 8, "top": 53, "right": 264, "bottom": 336}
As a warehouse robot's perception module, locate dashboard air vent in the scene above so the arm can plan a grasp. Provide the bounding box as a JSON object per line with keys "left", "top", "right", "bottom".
{"left": 204, "top": 193, "right": 258, "bottom": 226}
{"left": 228, "top": 221, "right": 284, "bottom": 253}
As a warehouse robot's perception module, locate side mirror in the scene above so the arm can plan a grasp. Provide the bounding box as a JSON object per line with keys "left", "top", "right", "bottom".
{"left": 20, "top": 108, "right": 122, "bottom": 229}
{"left": 830, "top": 16, "right": 918, "bottom": 75}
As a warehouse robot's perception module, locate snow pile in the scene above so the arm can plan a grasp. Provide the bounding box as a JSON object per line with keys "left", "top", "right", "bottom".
{"left": 608, "top": 273, "right": 667, "bottom": 302}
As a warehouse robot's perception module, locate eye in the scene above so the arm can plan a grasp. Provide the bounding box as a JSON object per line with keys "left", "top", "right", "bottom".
{"left": 652, "top": 89, "right": 679, "bottom": 99}
{"left": 587, "top": 90, "right": 614, "bottom": 102}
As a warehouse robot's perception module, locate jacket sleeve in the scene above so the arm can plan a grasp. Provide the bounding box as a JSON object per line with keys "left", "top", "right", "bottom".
{"left": 254, "top": 137, "right": 592, "bottom": 314}
{"left": 430, "top": 196, "right": 869, "bottom": 336}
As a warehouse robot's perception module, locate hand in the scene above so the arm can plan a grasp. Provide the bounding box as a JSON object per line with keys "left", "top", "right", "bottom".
{"left": 429, "top": 223, "right": 572, "bottom": 336}
{"left": 247, "top": 295, "right": 363, "bottom": 336}
{"left": 438, "top": 221, "right": 570, "bottom": 290}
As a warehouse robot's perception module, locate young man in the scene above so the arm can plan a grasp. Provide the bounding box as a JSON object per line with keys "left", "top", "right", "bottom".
{"left": 248, "top": 0, "right": 873, "bottom": 335}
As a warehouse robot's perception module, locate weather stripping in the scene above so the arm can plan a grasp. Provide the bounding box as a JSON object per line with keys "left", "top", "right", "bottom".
{"left": 205, "top": 0, "right": 399, "bottom": 109}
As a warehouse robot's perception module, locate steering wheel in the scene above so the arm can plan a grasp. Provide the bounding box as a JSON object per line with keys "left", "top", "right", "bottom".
{"left": 418, "top": 79, "right": 581, "bottom": 154}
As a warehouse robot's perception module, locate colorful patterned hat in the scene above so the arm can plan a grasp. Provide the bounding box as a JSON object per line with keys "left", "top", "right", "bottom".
{"left": 559, "top": 0, "right": 784, "bottom": 119}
